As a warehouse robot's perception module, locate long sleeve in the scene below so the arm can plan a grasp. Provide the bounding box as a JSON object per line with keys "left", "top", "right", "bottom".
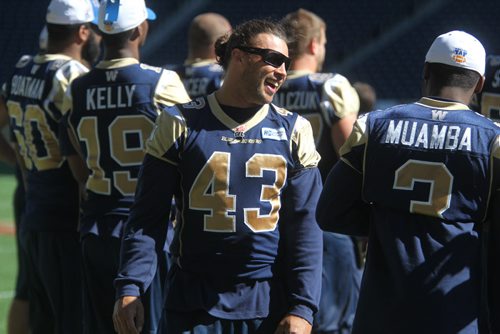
{"left": 280, "top": 167, "right": 323, "bottom": 324}
{"left": 317, "top": 160, "right": 371, "bottom": 236}
{"left": 114, "top": 154, "right": 178, "bottom": 297}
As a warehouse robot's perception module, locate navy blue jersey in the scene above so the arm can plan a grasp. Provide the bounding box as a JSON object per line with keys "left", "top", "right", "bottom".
{"left": 116, "top": 94, "right": 323, "bottom": 323}
{"left": 66, "top": 58, "right": 190, "bottom": 235}
{"left": 319, "top": 97, "right": 500, "bottom": 334}
{"left": 273, "top": 71, "right": 359, "bottom": 179}
{"left": 4, "top": 54, "right": 88, "bottom": 231}
{"left": 169, "top": 60, "right": 224, "bottom": 99}
{"left": 478, "top": 54, "right": 500, "bottom": 121}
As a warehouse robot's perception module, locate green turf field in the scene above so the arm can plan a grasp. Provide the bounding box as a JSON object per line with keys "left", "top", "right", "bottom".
{"left": 0, "top": 173, "right": 18, "bottom": 334}
{"left": 0, "top": 174, "right": 15, "bottom": 223}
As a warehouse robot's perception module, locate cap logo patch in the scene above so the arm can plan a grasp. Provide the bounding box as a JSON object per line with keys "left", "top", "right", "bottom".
{"left": 104, "top": 0, "right": 120, "bottom": 26}
{"left": 452, "top": 48, "right": 467, "bottom": 64}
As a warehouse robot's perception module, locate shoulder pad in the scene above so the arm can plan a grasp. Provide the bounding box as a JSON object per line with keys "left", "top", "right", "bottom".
{"left": 272, "top": 104, "right": 292, "bottom": 116}
{"left": 140, "top": 63, "right": 163, "bottom": 73}
{"left": 324, "top": 73, "right": 350, "bottom": 87}
{"left": 49, "top": 58, "right": 72, "bottom": 71}
{"left": 308, "top": 72, "right": 335, "bottom": 83}
{"left": 208, "top": 63, "right": 224, "bottom": 72}
{"left": 57, "top": 60, "right": 88, "bottom": 77}
{"left": 15, "top": 55, "right": 33, "bottom": 68}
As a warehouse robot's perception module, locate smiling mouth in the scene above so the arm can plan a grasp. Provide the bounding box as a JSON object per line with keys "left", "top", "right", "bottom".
{"left": 265, "top": 80, "right": 279, "bottom": 91}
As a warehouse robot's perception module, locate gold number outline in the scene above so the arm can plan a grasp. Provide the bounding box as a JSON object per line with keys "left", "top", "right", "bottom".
{"left": 244, "top": 153, "right": 287, "bottom": 232}
{"left": 189, "top": 151, "right": 236, "bottom": 233}
{"left": 77, "top": 115, "right": 154, "bottom": 196}
{"left": 189, "top": 152, "right": 287, "bottom": 233}
{"left": 393, "top": 159, "right": 453, "bottom": 218}
{"left": 7, "top": 101, "right": 61, "bottom": 170}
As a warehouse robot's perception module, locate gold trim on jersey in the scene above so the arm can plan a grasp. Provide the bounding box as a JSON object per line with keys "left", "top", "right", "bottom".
{"left": 96, "top": 58, "right": 139, "bottom": 69}
{"left": 416, "top": 97, "right": 470, "bottom": 110}
{"left": 34, "top": 53, "right": 73, "bottom": 64}
{"left": 493, "top": 135, "right": 500, "bottom": 159}
{"left": 154, "top": 70, "right": 191, "bottom": 107}
{"left": 322, "top": 74, "right": 360, "bottom": 119}
{"left": 207, "top": 93, "right": 269, "bottom": 134}
{"left": 146, "top": 106, "right": 187, "bottom": 166}
{"left": 291, "top": 115, "right": 321, "bottom": 168}
{"left": 338, "top": 114, "right": 368, "bottom": 173}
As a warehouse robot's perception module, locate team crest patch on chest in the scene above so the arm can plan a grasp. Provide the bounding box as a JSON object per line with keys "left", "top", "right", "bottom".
{"left": 261, "top": 127, "right": 287, "bottom": 141}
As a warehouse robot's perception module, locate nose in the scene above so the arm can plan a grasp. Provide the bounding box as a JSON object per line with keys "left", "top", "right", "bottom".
{"left": 274, "top": 63, "right": 287, "bottom": 80}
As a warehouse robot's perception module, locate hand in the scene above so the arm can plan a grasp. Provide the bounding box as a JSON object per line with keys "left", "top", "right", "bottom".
{"left": 112, "top": 296, "right": 144, "bottom": 334}
{"left": 274, "top": 314, "right": 312, "bottom": 334}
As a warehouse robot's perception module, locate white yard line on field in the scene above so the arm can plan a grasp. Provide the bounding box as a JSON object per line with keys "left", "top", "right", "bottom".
{"left": 0, "top": 290, "right": 14, "bottom": 299}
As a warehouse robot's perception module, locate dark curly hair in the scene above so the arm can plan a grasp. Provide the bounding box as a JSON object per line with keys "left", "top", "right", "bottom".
{"left": 214, "top": 18, "right": 288, "bottom": 70}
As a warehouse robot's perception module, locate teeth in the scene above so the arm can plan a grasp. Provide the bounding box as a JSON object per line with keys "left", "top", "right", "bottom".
{"left": 267, "top": 81, "right": 278, "bottom": 88}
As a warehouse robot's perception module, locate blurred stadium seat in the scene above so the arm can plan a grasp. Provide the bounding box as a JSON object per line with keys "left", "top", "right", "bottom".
{"left": 1, "top": 0, "right": 498, "bottom": 102}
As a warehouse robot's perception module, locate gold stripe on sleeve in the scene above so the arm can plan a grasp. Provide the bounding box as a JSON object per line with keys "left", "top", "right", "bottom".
{"left": 146, "top": 106, "right": 187, "bottom": 164}
{"left": 292, "top": 115, "right": 321, "bottom": 168}
{"left": 339, "top": 114, "right": 368, "bottom": 157}
{"left": 154, "top": 70, "right": 191, "bottom": 107}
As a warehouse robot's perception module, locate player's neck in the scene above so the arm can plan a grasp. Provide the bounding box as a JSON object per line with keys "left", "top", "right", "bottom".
{"left": 103, "top": 47, "right": 140, "bottom": 61}
{"left": 290, "top": 55, "right": 318, "bottom": 73}
{"left": 215, "top": 85, "right": 261, "bottom": 109}
{"left": 425, "top": 86, "right": 473, "bottom": 106}
{"left": 46, "top": 44, "right": 82, "bottom": 62}
{"left": 187, "top": 50, "right": 215, "bottom": 62}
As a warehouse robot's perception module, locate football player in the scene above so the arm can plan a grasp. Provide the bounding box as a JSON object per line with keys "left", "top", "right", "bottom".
{"left": 3, "top": 0, "right": 100, "bottom": 332}
{"left": 113, "top": 19, "right": 323, "bottom": 334}
{"left": 476, "top": 54, "right": 500, "bottom": 121}
{"left": 277, "top": 9, "right": 362, "bottom": 334}
{"left": 0, "top": 94, "right": 28, "bottom": 334}
{"left": 478, "top": 53, "right": 500, "bottom": 333}
{"left": 62, "top": 0, "right": 190, "bottom": 333}
{"left": 317, "top": 31, "right": 500, "bottom": 334}
{"left": 168, "top": 13, "right": 231, "bottom": 99}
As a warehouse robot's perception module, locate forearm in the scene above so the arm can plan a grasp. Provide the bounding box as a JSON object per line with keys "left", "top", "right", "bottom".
{"left": 317, "top": 160, "right": 370, "bottom": 236}
{"left": 331, "top": 114, "right": 357, "bottom": 155}
{"left": 115, "top": 154, "right": 178, "bottom": 297}
{"left": 281, "top": 167, "right": 323, "bottom": 324}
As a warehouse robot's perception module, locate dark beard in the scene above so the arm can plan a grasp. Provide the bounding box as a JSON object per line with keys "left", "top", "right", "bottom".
{"left": 82, "top": 32, "right": 101, "bottom": 67}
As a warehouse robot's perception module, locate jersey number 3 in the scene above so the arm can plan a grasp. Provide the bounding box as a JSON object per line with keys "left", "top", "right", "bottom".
{"left": 393, "top": 159, "right": 453, "bottom": 218}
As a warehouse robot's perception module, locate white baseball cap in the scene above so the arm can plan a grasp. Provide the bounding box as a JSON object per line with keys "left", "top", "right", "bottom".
{"left": 98, "top": 0, "right": 157, "bottom": 35}
{"left": 46, "top": 0, "right": 98, "bottom": 25}
{"left": 425, "top": 30, "right": 486, "bottom": 76}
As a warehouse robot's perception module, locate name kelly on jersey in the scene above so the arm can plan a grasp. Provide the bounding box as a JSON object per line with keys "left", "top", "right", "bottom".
{"left": 86, "top": 84, "right": 135, "bottom": 110}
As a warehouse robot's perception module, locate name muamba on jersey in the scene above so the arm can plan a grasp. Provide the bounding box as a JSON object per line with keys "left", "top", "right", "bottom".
{"left": 86, "top": 84, "right": 135, "bottom": 110}
{"left": 10, "top": 75, "right": 45, "bottom": 99}
{"left": 274, "top": 91, "right": 319, "bottom": 110}
{"left": 385, "top": 119, "right": 472, "bottom": 151}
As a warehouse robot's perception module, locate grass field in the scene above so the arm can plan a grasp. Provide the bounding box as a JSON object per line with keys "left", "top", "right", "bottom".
{"left": 0, "top": 173, "right": 18, "bottom": 334}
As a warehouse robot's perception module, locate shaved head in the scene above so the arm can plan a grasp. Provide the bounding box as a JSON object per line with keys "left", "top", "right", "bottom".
{"left": 188, "top": 12, "right": 231, "bottom": 60}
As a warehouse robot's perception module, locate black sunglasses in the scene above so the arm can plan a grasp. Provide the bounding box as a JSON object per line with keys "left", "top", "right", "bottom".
{"left": 236, "top": 46, "right": 291, "bottom": 69}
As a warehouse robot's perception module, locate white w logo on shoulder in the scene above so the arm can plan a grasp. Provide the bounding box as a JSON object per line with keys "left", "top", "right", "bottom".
{"left": 431, "top": 110, "right": 448, "bottom": 120}
{"left": 105, "top": 70, "right": 118, "bottom": 82}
